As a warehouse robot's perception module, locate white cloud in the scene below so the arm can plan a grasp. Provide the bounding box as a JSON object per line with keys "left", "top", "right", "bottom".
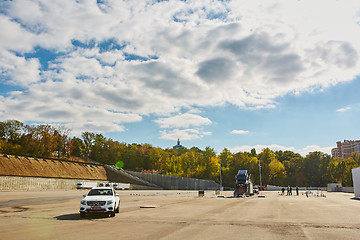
{"left": 0, "top": 0, "right": 360, "bottom": 135}
{"left": 231, "top": 144, "right": 332, "bottom": 156}
{"left": 63, "top": 121, "right": 127, "bottom": 136}
{"left": 155, "top": 113, "right": 211, "bottom": 129}
{"left": 231, "top": 144, "right": 295, "bottom": 154}
{"left": 231, "top": 130, "right": 250, "bottom": 135}
{"left": 336, "top": 106, "right": 351, "bottom": 112}
{"left": 160, "top": 129, "right": 212, "bottom": 141}
{"left": 297, "top": 145, "right": 333, "bottom": 156}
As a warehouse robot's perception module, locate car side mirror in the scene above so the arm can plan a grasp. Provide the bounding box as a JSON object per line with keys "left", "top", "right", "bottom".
{"left": 115, "top": 194, "right": 119, "bottom": 197}
{"left": 83, "top": 194, "right": 86, "bottom": 197}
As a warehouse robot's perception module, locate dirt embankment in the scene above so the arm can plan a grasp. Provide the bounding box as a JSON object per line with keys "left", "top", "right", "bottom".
{"left": 0, "top": 155, "right": 107, "bottom": 180}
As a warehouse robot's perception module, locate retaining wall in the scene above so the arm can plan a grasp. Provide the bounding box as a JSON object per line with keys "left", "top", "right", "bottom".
{"left": 0, "top": 155, "right": 220, "bottom": 190}
{"left": 0, "top": 176, "right": 92, "bottom": 190}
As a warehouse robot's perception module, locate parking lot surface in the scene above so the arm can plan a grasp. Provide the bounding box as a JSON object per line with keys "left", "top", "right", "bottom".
{"left": 0, "top": 190, "right": 359, "bottom": 239}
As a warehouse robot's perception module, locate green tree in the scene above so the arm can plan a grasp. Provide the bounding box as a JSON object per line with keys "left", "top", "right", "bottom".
{"left": 303, "top": 151, "right": 331, "bottom": 186}
{"left": 81, "top": 132, "right": 95, "bottom": 159}
{"left": 0, "top": 120, "right": 24, "bottom": 143}
{"left": 219, "top": 148, "right": 233, "bottom": 187}
{"left": 258, "top": 148, "right": 277, "bottom": 185}
{"left": 90, "top": 134, "right": 106, "bottom": 162}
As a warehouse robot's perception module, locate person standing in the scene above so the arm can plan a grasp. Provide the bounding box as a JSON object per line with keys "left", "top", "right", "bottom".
{"left": 296, "top": 186, "right": 299, "bottom": 196}
{"left": 282, "top": 187, "right": 285, "bottom": 195}
{"left": 289, "top": 186, "right": 292, "bottom": 195}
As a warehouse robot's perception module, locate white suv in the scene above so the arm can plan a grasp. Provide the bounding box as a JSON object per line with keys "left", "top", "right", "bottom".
{"left": 80, "top": 187, "right": 120, "bottom": 217}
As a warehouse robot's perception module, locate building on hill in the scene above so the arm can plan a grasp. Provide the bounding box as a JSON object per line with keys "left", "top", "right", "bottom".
{"left": 173, "top": 139, "right": 184, "bottom": 149}
{"left": 331, "top": 140, "right": 360, "bottom": 159}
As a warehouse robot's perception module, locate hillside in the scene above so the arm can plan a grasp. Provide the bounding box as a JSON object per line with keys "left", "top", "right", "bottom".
{"left": 0, "top": 155, "right": 107, "bottom": 180}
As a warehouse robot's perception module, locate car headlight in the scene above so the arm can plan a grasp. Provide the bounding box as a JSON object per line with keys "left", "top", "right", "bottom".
{"left": 107, "top": 200, "right": 113, "bottom": 205}
{"left": 81, "top": 200, "right": 87, "bottom": 205}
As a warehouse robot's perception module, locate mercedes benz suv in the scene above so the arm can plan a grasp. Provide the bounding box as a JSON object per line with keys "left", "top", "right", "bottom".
{"left": 79, "top": 187, "right": 120, "bottom": 217}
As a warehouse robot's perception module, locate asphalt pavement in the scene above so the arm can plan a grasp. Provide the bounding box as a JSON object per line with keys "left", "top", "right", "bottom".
{"left": 0, "top": 189, "right": 359, "bottom": 240}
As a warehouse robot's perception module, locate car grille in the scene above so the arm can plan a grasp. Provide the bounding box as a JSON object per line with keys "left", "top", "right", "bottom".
{"left": 87, "top": 201, "right": 106, "bottom": 206}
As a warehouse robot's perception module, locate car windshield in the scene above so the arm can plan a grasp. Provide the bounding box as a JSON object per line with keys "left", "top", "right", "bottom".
{"left": 87, "top": 189, "right": 113, "bottom": 196}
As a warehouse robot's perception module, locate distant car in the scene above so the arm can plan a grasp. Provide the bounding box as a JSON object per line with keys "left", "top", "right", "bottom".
{"left": 79, "top": 187, "right": 120, "bottom": 218}
{"left": 76, "top": 182, "right": 97, "bottom": 189}
{"left": 253, "top": 186, "right": 259, "bottom": 194}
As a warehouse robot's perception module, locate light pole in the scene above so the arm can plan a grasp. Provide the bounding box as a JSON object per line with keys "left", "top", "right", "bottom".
{"left": 258, "top": 159, "right": 265, "bottom": 198}
{"left": 219, "top": 162, "right": 223, "bottom": 191}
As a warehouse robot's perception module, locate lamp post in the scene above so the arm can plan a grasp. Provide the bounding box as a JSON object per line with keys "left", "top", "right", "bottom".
{"left": 258, "top": 160, "right": 265, "bottom": 198}
{"left": 219, "top": 162, "right": 223, "bottom": 191}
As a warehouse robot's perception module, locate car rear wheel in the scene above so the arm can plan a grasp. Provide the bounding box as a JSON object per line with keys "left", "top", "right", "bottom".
{"left": 115, "top": 205, "right": 120, "bottom": 213}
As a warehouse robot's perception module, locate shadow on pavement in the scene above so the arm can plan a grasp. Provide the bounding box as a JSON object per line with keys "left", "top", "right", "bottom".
{"left": 55, "top": 213, "right": 112, "bottom": 220}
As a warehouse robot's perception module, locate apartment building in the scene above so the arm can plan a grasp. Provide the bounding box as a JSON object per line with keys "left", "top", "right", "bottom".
{"left": 331, "top": 140, "right": 360, "bottom": 159}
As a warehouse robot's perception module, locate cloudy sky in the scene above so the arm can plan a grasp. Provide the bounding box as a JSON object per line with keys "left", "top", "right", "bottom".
{"left": 1, "top": 0, "right": 360, "bottom": 156}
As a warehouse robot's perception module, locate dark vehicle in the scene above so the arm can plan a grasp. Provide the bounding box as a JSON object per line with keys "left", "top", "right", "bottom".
{"left": 234, "top": 170, "right": 253, "bottom": 197}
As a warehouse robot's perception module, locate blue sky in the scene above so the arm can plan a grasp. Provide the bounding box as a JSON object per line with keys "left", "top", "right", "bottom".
{"left": 1, "top": 0, "right": 360, "bottom": 156}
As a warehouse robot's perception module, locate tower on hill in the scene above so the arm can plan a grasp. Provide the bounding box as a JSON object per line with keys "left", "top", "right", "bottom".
{"left": 173, "top": 139, "right": 183, "bottom": 149}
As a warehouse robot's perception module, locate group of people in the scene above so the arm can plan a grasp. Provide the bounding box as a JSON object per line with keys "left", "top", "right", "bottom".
{"left": 281, "top": 186, "right": 299, "bottom": 196}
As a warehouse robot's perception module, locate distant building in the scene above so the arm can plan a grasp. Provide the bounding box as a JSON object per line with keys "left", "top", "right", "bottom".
{"left": 173, "top": 139, "right": 184, "bottom": 149}
{"left": 331, "top": 140, "right": 360, "bottom": 158}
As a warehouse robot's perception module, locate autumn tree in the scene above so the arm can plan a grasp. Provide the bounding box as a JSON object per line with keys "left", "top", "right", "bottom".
{"left": 0, "top": 120, "right": 24, "bottom": 155}
{"left": 219, "top": 148, "right": 233, "bottom": 187}
{"left": 328, "top": 155, "right": 359, "bottom": 186}
{"left": 268, "top": 159, "right": 286, "bottom": 186}
{"left": 257, "top": 148, "right": 277, "bottom": 185}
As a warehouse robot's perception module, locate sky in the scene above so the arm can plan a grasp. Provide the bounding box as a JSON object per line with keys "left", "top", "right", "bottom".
{"left": 1, "top": 0, "right": 360, "bottom": 156}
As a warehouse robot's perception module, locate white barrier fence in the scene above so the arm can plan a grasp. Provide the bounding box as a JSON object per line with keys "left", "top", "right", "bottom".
{"left": 266, "top": 185, "right": 353, "bottom": 192}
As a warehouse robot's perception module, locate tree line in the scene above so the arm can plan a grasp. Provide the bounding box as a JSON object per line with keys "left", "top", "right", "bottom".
{"left": 1, "top": 120, "right": 359, "bottom": 187}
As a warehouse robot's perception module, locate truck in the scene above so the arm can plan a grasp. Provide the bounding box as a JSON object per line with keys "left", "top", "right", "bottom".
{"left": 76, "top": 182, "right": 98, "bottom": 189}
{"left": 234, "top": 170, "right": 254, "bottom": 197}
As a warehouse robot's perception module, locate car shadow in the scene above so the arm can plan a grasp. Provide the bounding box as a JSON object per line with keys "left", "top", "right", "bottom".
{"left": 55, "top": 213, "right": 112, "bottom": 220}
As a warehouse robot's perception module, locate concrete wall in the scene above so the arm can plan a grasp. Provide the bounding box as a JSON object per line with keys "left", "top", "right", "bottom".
{"left": 0, "top": 175, "right": 94, "bottom": 190}
{"left": 342, "top": 187, "right": 354, "bottom": 193}
{"left": 128, "top": 171, "right": 220, "bottom": 190}
{"left": 327, "top": 183, "right": 342, "bottom": 192}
